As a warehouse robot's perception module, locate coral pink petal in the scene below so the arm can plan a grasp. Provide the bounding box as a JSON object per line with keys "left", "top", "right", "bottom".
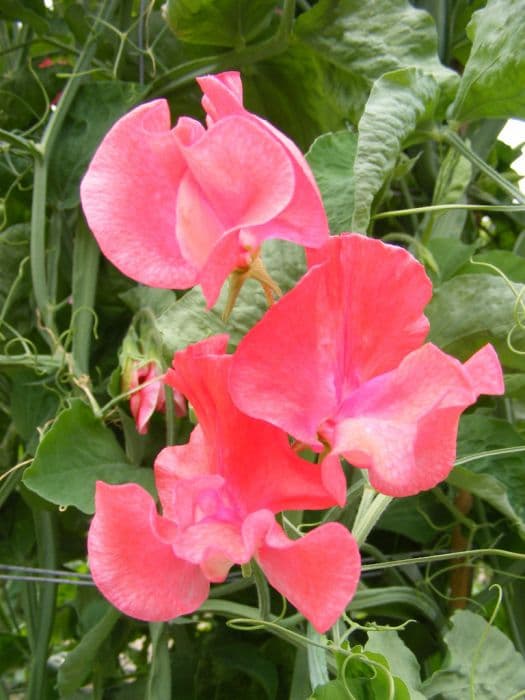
{"left": 80, "top": 100, "right": 198, "bottom": 289}
{"left": 256, "top": 520, "right": 361, "bottom": 633}
{"left": 173, "top": 521, "right": 247, "bottom": 582}
{"left": 130, "top": 364, "right": 163, "bottom": 435}
{"left": 230, "top": 234, "right": 432, "bottom": 444}
{"left": 175, "top": 171, "right": 225, "bottom": 268}
{"left": 166, "top": 337, "right": 338, "bottom": 513}
{"left": 197, "top": 72, "right": 244, "bottom": 125}
{"left": 177, "top": 115, "right": 294, "bottom": 231}
{"left": 88, "top": 482, "right": 209, "bottom": 621}
{"left": 464, "top": 344, "right": 504, "bottom": 395}
{"left": 155, "top": 425, "right": 211, "bottom": 521}
{"left": 198, "top": 229, "right": 248, "bottom": 308}
{"left": 333, "top": 344, "right": 503, "bottom": 496}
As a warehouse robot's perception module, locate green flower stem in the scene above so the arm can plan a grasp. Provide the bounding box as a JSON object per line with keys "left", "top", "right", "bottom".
{"left": 361, "top": 547, "right": 525, "bottom": 573}
{"left": 373, "top": 202, "right": 525, "bottom": 220}
{"left": 442, "top": 129, "right": 525, "bottom": 205}
{"left": 26, "top": 509, "right": 57, "bottom": 700}
{"left": 30, "top": 0, "right": 118, "bottom": 349}
{"left": 149, "top": 0, "right": 296, "bottom": 96}
{"left": 352, "top": 485, "right": 392, "bottom": 547}
{"left": 71, "top": 217, "right": 100, "bottom": 376}
{"left": 253, "top": 561, "right": 271, "bottom": 620}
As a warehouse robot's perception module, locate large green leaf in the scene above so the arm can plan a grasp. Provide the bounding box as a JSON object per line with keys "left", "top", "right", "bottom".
{"left": 244, "top": 43, "right": 346, "bottom": 151}
{"left": 157, "top": 239, "right": 306, "bottom": 354}
{"left": 22, "top": 400, "right": 155, "bottom": 513}
{"left": 423, "top": 609, "right": 525, "bottom": 698}
{"left": 366, "top": 631, "right": 425, "bottom": 700}
{"left": 295, "top": 0, "right": 458, "bottom": 118}
{"left": 351, "top": 68, "right": 439, "bottom": 231}
{"left": 306, "top": 130, "right": 357, "bottom": 234}
{"left": 165, "top": 0, "right": 276, "bottom": 47}
{"left": 426, "top": 273, "right": 525, "bottom": 370}
{"left": 450, "top": 0, "right": 525, "bottom": 121}
{"left": 48, "top": 81, "right": 144, "bottom": 208}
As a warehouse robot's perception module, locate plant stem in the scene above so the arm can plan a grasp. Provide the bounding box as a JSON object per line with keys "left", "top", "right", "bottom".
{"left": 26, "top": 509, "right": 57, "bottom": 700}
{"left": 253, "top": 562, "right": 271, "bottom": 620}
{"left": 442, "top": 129, "right": 525, "bottom": 204}
{"left": 71, "top": 217, "right": 100, "bottom": 376}
{"left": 373, "top": 202, "right": 525, "bottom": 220}
{"left": 352, "top": 485, "right": 392, "bottom": 547}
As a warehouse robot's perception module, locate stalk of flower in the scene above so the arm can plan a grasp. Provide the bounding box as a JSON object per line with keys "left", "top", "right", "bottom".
{"left": 229, "top": 234, "right": 505, "bottom": 498}
{"left": 80, "top": 71, "right": 328, "bottom": 312}
{"left": 88, "top": 336, "right": 360, "bottom": 633}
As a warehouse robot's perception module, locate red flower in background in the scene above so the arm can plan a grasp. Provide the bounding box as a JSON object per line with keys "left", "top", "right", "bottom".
{"left": 127, "top": 361, "right": 185, "bottom": 435}
{"left": 88, "top": 337, "right": 360, "bottom": 632}
{"left": 229, "top": 234, "right": 505, "bottom": 497}
{"left": 80, "top": 72, "right": 328, "bottom": 307}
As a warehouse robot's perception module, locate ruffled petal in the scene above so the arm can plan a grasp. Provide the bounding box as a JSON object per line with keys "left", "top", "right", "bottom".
{"left": 254, "top": 518, "right": 361, "bottom": 633}
{"left": 230, "top": 234, "right": 432, "bottom": 444}
{"left": 165, "top": 337, "right": 339, "bottom": 513}
{"left": 80, "top": 100, "right": 198, "bottom": 289}
{"left": 177, "top": 115, "right": 294, "bottom": 232}
{"left": 88, "top": 482, "right": 209, "bottom": 621}
{"left": 333, "top": 343, "right": 504, "bottom": 496}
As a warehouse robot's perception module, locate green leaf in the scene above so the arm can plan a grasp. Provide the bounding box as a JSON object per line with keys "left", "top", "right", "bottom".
{"left": 306, "top": 130, "right": 357, "bottom": 234}
{"left": 449, "top": 414, "right": 525, "bottom": 535}
{"left": 165, "top": 0, "right": 276, "bottom": 47}
{"left": 426, "top": 273, "right": 525, "bottom": 370}
{"left": 423, "top": 148, "right": 473, "bottom": 240}
{"left": 351, "top": 68, "right": 439, "bottom": 231}
{"left": 423, "top": 609, "right": 525, "bottom": 699}
{"left": 309, "top": 679, "right": 348, "bottom": 700}
{"left": 366, "top": 631, "right": 425, "bottom": 700}
{"left": 377, "top": 492, "right": 449, "bottom": 545}
{"left": 244, "top": 43, "right": 347, "bottom": 151}
{"left": 295, "top": 0, "right": 458, "bottom": 118}
{"left": 10, "top": 369, "right": 60, "bottom": 452}
{"left": 57, "top": 605, "right": 120, "bottom": 695}
{"left": 48, "top": 81, "right": 144, "bottom": 209}
{"left": 426, "top": 237, "right": 478, "bottom": 283}
{"left": 459, "top": 250, "right": 525, "bottom": 284}
{"left": 157, "top": 239, "right": 306, "bottom": 354}
{"left": 213, "top": 642, "right": 278, "bottom": 700}
{"left": 450, "top": 0, "right": 525, "bottom": 121}
{"left": 22, "top": 400, "right": 155, "bottom": 513}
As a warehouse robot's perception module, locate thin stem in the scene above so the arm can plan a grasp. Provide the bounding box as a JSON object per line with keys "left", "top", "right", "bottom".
{"left": 253, "top": 562, "right": 271, "bottom": 620}
{"left": 71, "top": 217, "right": 100, "bottom": 376}
{"left": 442, "top": 129, "right": 525, "bottom": 204}
{"left": 26, "top": 510, "right": 57, "bottom": 700}
{"left": 373, "top": 202, "right": 525, "bottom": 220}
{"left": 361, "top": 547, "right": 525, "bottom": 573}
{"left": 352, "top": 487, "right": 392, "bottom": 547}
{"left": 0, "top": 128, "right": 41, "bottom": 158}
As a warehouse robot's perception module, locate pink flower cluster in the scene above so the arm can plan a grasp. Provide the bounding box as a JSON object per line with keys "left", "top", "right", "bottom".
{"left": 83, "top": 72, "right": 504, "bottom": 632}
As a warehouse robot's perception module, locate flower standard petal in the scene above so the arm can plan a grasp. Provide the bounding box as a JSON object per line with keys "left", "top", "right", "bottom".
{"left": 230, "top": 234, "right": 432, "bottom": 445}
{"left": 88, "top": 482, "right": 209, "bottom": 621}
{"left": 80, "top": 100, "right": 198, "bottom": 290}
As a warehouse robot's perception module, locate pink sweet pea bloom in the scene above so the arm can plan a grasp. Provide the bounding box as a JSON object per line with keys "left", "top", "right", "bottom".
{"left": 126, "top": 361, "right": 186, "bottom": 435}
{"left": 229, "top": 234, "right": 505, "bottom": 497}
{"left": 88, "top": 336, "right": 361, "bottom": 632}
{"left": 80, "top": 72, "right": 328, "bottom": 307}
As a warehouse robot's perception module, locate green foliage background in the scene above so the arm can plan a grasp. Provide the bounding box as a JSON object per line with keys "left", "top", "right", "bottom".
{"left": 1, "top": 0, "right": 525, "bottom": 697}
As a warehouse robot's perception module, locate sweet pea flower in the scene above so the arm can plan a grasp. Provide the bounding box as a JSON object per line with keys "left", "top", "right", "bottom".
{"left": 80, "top": 72, "right": 328, "bottom": 308}
{"left": 126, "top": 360, "right": 186, "bottom": 435}
{"left": 229, "top": 234, "right": 505, "bottom": 498}
{"left": 88, "top": 336, "right": 360, "bottom": 632}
